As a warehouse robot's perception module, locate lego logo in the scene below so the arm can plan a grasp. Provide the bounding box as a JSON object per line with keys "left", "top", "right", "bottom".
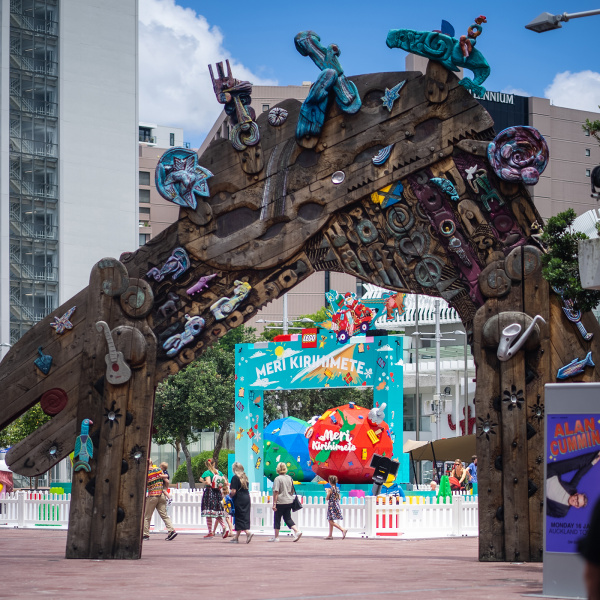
{"left": 303, "top": 334, "right": 316, "bottom": 342}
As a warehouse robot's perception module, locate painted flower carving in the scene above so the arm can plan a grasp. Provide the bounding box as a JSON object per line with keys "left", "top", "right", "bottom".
{"left": 487, "top": 126, "right": 549, "bottom": 185}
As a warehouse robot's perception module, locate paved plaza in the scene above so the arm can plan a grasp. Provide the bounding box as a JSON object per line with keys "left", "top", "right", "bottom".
{"left": 0, "top": 530, "right": 543, "bottom": 599}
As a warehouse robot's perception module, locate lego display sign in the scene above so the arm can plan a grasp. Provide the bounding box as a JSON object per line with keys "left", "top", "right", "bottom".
{"left": 301, "top": 328, "right": 318, "bottom": 348}
{"left": 235, "top": 329, "right": 405, "bottom": 487}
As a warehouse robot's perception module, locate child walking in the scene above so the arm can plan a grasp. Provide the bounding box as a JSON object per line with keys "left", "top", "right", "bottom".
{"left": 221, "top": 483, "right": 235, "bottom": 538}
{"left": 324, "top": 475, "right": 347, "bottom": 540}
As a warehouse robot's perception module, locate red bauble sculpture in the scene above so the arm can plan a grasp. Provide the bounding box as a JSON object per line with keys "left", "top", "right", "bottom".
{"left": 306, "top": 403, "right": 393, "bottom": 484}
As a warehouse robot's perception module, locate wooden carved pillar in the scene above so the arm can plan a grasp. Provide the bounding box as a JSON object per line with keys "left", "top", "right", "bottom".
{"left": 474, "top": 246, "right": 548, "bottom": 561}
{"left": 66, "top": 259, "right": 156, "bottom": 559}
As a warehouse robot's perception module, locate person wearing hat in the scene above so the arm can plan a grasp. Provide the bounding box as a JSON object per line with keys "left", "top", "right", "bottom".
{"left": 578, "top": 497, "right": 600, "bottom": 600}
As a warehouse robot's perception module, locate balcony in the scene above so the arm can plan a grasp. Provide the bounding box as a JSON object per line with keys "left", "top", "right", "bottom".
{"left": 139, "top": 135, "right": 157, "bottom": 145}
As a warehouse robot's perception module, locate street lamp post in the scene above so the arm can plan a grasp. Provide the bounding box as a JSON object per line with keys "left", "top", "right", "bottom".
{"left": 525, "top": 9, "right": 600, "bottom": 33}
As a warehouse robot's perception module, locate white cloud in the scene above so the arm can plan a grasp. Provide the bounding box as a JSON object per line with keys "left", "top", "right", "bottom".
{"left": 251, "top": 377, "right": 279, "bottom": 387}
{"left": 139, "top": 0, "right": 277, "bottom": 143}
{"left": 280, "top": 348, "right": 301, "bottom": 359}
{"left": 377, "top": 344, "right": 393, "bottom": 352}
{"left": 544, "top": 71, "right": 600, "bottom": 113}
{"left": 501, "top": 86, "right": 531, "bottom": 97}
{"left": 250, "top": 351, "right": 266, "bottom": 359}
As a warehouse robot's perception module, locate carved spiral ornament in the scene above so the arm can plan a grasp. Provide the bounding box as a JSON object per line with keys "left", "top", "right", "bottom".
{"left": 487, "top": 126, "right": 549, "bottom": 185}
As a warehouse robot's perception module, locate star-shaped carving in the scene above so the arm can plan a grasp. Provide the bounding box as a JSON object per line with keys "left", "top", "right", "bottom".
{"left": 503, "top": 385, "right": 524, "bottom": 411}
{"left": 50, "top": 306, "right": 76, "bottom": 334}
{"left": 477, "top": 413, "right": 498, "bottom": 440}
{"left": 381, "top": 80, "right": 406, "bottom": 112}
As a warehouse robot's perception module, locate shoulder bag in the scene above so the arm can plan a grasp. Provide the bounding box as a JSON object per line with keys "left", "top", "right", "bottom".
{"left": 290, "top": 476, "right": 303, "bottom": 512}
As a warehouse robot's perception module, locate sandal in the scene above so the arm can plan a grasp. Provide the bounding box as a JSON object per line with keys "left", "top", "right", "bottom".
{"left": 323, "top": 536, "right": 333, "bottom": 540}
{"left": 342, "top": 529, "right": 348, "bottom": 539}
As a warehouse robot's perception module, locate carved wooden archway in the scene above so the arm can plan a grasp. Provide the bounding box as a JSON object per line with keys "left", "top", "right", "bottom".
{"left": 1, "top": 61, "right": 598, "bottom": 561}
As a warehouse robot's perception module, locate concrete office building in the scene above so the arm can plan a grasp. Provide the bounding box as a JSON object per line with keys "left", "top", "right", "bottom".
{"left": 0, "top": 0, "right": 138, "bottom": 351}
{"left": 138, "top": 124, "right": 184, "bottom": 246}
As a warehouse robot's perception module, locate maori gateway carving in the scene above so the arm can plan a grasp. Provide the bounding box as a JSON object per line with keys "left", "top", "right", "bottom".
{"left": 1, "top": 23, "right": 599, "bottom": 562}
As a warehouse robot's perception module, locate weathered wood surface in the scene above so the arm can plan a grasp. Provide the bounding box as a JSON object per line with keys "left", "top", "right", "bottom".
{"left": 1, "top": 64, "right": 597, "bottom": 562}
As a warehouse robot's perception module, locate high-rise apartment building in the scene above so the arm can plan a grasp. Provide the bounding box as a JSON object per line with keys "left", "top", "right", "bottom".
{"left": 0, "top": 0, "right": 138, "bottom": 350}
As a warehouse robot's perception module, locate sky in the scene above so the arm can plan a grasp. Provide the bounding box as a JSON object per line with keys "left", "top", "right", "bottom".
{"left": 138, "top": 0, "right": 600, "bottom": 148}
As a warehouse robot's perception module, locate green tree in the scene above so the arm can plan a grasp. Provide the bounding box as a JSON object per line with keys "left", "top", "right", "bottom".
{"left": 0, "top": 405, "right": 50, "bottom": 448}
{"left": 152, "top": 325, "right": 256, "bottom": 487}
{"left": 582, "top": 108, "right": 600, "bottom": 145}
{"left": 540, "top": 208, "right": 600, "bottom": 312}
{"left": 260, "top": 306, "right": 330, "bottom": 341}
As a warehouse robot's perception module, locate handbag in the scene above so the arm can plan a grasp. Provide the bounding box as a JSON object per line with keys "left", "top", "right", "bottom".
{"left": 290, "top": 476, "right": 303, "bottom": 512}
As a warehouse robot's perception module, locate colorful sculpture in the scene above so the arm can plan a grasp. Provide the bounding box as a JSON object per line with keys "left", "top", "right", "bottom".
{"left": 158, "top": 292, "right": 179, "bottom": 319}
{"left": 380, "top": 81, "right": 406, "bottom": 112}
{"left": 162, "top": 314, "right": 206, "bottom": 357}
{"left": 96, "top": 321, "right": 132, "bottom": 385}
{"left": 496, "top": 315, "right": 546, "bottom": 362}
{"left": 386, "top": 17, "right": 491, "bottom": 96}
{"left": 186, "top": 273, "right": 217, "bottom": 296}
{"left": 294, "top": 31, "right": 361, "bottom": 139}
{"left": 73, "top": 419, "right": 94, "bottom": 472}
{"left": 264, "top": 417, "right": 313, "bottom": 482}
{"left": 487, "top": 126, "right": 549, "bottom": 185}
{"left": 372, "top": 145, "right": 395, "bottom": 166}
{"left": 325, "top": 290, "right": 374, "bottom": 343}
{"left": 553, "top": 287, "right": 594, "bottom": 341}
{"left": 155, "top": 148, "right": 213, "bottom": 209}
{"left": 146, "top": 247, "right": 190, "bottom": 282}
{"left": 50, "top": 306, "right": 76, "bottom": 334}
{"left": 210, "top": 280, "right": 251, "bottom": 321}
{"left": 209, "top": 59, "right": 259, "bottom": 151}
{"left": 557, "top": 352, "right": 595, "bottom": 379}
{"left": 307, "top": 404, "right": 393, "bottom": 484}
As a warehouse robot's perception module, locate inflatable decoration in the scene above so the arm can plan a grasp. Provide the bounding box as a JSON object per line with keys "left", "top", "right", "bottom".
{"left": 264, "top": 416, "right": 313, "bottom": 482}
{"left": 307, "top": 403, "right": 393, "bottom": 483}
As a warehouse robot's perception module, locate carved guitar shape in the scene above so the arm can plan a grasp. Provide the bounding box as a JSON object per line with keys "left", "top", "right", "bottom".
{"left": 95, "top": 321, "right": 132, "bottom": 385}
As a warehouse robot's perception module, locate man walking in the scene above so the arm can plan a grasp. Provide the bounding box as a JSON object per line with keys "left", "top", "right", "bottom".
{"left": 143, "top": 458, "right": 178, "bottom": 541}
{"left": 467, "top": 455, "right": 477, "bottom": 484}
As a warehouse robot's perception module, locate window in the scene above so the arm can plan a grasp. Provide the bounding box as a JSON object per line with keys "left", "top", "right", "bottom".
{"left": 262, "top": 104, "right": 269, "bottom": 112}
{"left": 139, "top": 207, "right": 150, "bottom": 217}
{"left": 586, "top": 149, "right": 591, "bottom": 157}
{"left": 139, "top": 189, "right": 150, "bottom": 203}
{"left": 403, "top": 394, "right": 430, "bottom": 432}
{"left": 586, "top": 169, "right": 591, "bottom": 177}
{"left": 170, "top": 133, "right": 175, "bottom": 146}
{"left": 139, "top": 171, "right": 150, "bottom": 186}
{"left": 139, "top": 233, "right": 150, "bottom": 246}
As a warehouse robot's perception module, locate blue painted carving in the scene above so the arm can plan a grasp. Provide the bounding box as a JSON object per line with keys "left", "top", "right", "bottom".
{"left": 34, "top": 346, "right": 52, "bottom": 375}
{"left": 294, "top": 31, "right": 361, "bottom": 139}
{"left": 146, "top": 247, "right": 190, "bottom": 282}
{"left": 487, "top": 126, "right": 549, "bottom": 185}
{"left": 553, "top": 286, "right": 594, "bottom": 341}
{"left": 163, "top": 314, "right": 206, "bottom": 357}
{"left": 209, "top": 59, "right": 259, "bottom": 151}
{"left": 372, "top": 145, "right": 394, "bottom": 166}
{"left": 74, "top": 418, "right": 94, "bottom": 472}
{"left": 210, "top": 280, "right": 252, "bottom": 321}
{"left": 386, "top": 16, "right": 491, "bottom": 97}
{"left": 430, "top": 177, "right": 459, "bottom": 201}
{"left": 381, "top": 81, "right": 406, "bottom": 112}
{"left": 155, "top": 148, "right": 212, "bottom": 210}
{"left": 557, "top": 352, "right": 595, "bottom": 380}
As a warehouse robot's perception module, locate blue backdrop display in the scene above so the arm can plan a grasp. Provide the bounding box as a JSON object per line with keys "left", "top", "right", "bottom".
{"left": 263, "top": 417, "right": 313, "bottom": 482}
{"left": 234, "top": 329, "right": 405, "bottom": 488}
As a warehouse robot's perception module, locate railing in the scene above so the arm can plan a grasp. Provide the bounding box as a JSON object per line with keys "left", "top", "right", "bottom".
{"left": 0, "top": 490, "right": 479, "bottom": 538}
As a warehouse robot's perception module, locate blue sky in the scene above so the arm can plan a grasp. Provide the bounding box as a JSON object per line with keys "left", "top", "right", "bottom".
{"left": 139, "top": 0, "right": 600, "bottom": 148}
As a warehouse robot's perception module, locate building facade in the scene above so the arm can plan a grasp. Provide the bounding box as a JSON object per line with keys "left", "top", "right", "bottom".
{"left": 0, "top": 0, "right": 138, "bottom": 352}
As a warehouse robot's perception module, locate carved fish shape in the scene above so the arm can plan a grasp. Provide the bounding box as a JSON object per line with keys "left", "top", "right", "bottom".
{"left": 557, "top": 352, "right": 595, "bottom": 380}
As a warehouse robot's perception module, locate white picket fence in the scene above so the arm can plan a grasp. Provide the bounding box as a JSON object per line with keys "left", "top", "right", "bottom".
{"left": 0, "top": 490, "right": 478, "bottom": 538}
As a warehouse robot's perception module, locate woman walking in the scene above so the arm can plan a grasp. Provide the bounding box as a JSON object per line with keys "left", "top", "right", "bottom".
{"left": 200, "top": 458, "right": 227, "bottom": 538}
{"left": 324, "top": 475, "right": 347, "bottom": 539}
{"left": 269, "top": 462, "right": 302, "bottom": 542}
{"left": 229, "top": 462, "right": 253, "bottom": 543}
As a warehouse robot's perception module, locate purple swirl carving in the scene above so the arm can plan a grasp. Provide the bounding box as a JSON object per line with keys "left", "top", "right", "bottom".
{"left": 487, "top": 126, "right": 549, "bottom": 185}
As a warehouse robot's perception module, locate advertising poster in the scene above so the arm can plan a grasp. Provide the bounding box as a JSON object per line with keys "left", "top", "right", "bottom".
{"left": 545, "top": 413, "right": 600, "bottom": 553}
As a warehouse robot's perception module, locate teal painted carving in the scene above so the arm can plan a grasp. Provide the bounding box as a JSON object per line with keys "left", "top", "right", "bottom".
{"left": 34, "top": 346, "right": 52, "bottom": 375}
{"left": 430, "top": 177, "right": 459, "bottom": 201}
{"left": 74, "top": 418, "right": 94, "bottom": 472}
{"left": 294, "top": 31, "right": 361, "bottom": 139}
{"left": 386, "top": 16, "right": 490, "bottom": 97}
